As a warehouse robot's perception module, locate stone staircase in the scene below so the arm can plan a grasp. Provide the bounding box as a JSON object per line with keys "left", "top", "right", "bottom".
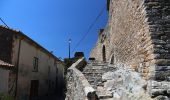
{"left": 82, "top": 61, "right": 115, "bottom": 99}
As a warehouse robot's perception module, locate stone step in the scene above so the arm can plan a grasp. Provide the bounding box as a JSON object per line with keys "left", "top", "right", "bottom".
{"left": 100, "top": 98, "right": 114, "bottom": 100}
{"left": 83, "top": 61, "right": 113, "bottom": 90}
{"left": 91, "top": 64, "right": 108, "bottom": 66}
{"left": 89, "top": 61, "right": 108, "bottom": 64}
{"left": 84, "top": 67, "right": 103, "bottom": 70}
{"left": 83, "top": 71, "right": 103, "bottom": 74}
{"left": 83, "top": 69, "right": 104, "bottom": 72}
{"left": 96, "top": 87, "right": 113, "bottom": 99}
{"left": 84, "top": 77, "right": 102, "bottom": 81}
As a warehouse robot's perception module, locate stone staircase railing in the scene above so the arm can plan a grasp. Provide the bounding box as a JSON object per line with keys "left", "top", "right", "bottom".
{"left": 66, "top": 58, "right": 97, "bottom": 100}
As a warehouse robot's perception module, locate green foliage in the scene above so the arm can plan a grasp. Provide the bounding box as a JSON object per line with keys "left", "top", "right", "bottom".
{"left": 0, "top": 93, "right": 14, "bottom": 100}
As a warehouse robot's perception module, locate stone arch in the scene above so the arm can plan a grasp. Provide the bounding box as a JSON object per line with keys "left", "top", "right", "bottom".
{"left": 102, "top": 45, "right": 106, "bottom": 62}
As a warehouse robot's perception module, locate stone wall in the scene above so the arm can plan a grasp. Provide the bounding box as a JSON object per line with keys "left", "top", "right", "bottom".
{"left": 90, "top": 0, "right": 170, "bottom": 99}
{"left": 66, "top": 58, "right": 96, "bottom": 100}
{"left": 90, "top": 0, "right": 170, "bottom": 80}
{"left": 145, "top": 0, "right": 170, "bottom": 81}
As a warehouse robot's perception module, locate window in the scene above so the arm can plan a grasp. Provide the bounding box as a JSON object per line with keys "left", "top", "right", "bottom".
{"left": 33, "top": 57, "right": 38, "bottom": 72}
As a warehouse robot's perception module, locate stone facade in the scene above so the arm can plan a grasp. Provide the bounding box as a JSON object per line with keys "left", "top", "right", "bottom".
{"left": 90, "top": 0, "right": 170, "bottom": 81}
{"left": 90, "top": 0, "right": 170, "bottom": 99}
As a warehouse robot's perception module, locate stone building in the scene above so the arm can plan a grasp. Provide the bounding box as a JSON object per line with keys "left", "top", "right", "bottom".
{"left": 90, "top": 0, "right": 170, "bottom": 81}
{"left": 89, "top": 0, "right": 170, "bottom": 99}
{"left": 0, "top": 25, "right": 64, "bottom": 100}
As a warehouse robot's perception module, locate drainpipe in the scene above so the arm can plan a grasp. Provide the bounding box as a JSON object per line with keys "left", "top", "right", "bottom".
{"left": 15, "top": 37, "right": 22, "bottom": 98}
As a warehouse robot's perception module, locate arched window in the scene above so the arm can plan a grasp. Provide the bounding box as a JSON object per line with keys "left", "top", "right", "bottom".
{"left": 102, "top": 45, "right": 106, "bottom": 62}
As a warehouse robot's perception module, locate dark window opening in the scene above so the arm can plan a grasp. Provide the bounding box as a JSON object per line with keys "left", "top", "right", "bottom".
{"left": 110, "top": 54, "right": 114, "bottom": 64}
{"left": 102, "top": 45, "right": 106, "bottom": 62}
{"left": 33, "top": 57, "right": 38, "bottom": 72}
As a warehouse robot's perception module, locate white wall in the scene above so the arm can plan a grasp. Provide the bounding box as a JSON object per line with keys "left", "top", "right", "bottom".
{"left": 12, "top": 36, "right": 64, "bottom": 100}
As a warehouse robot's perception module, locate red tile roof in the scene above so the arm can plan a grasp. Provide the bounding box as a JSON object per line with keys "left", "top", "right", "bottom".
{"left": 0, "top": 60, "right": 14, "bottom": 69}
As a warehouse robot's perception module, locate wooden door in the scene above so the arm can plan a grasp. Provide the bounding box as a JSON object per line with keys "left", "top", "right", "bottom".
{"left": 30, "top": 80, "right": 39, "bottom": 100}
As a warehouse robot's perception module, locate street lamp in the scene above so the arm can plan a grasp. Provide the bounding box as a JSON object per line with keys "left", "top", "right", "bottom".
{"left": 68, "top": 38, "right": 72, "bottom": 59}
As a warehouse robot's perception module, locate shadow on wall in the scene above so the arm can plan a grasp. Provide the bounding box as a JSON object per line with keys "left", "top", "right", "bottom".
{"left": 0, "top": 93, "right": 14, "bottom": 100}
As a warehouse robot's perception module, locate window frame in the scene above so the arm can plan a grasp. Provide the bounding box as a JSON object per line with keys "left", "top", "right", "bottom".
{"left": 33, "top": 57, "right": 39, "bottom": 72}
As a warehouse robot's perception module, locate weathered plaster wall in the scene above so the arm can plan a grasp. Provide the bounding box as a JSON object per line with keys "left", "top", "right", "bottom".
{"left": 56, "top": 62, "right": 65, "bottom": 92}
{"left": 0, "top": 26, "right": 65, "bottom": 99}
{"left": 0, "top": 68, "right": 9, "bottom": 93}
{"left": 13, "top": 38, "right": 59, "bottom": 100}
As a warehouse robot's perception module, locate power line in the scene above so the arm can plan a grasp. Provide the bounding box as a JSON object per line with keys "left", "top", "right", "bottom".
{"left": 0, "top": 18, "right": 9, "bottom": 28}
{"left": 72, "top": 5, "right": 106, "bottom": 53}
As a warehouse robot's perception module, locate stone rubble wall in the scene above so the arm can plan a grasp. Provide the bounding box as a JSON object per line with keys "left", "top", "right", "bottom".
{"left": 66, "top": 58, "right": 97, "bottom": 100}
{"left": 101, "top": 64, "right": 152, "bottom": 100}
{"left": 144, "top": 0, "right": 170, "bottom": 81}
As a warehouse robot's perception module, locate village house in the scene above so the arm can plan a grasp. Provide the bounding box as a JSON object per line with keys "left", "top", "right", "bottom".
{"left": 0, "top": 25, "right": 65, "bottom": 100}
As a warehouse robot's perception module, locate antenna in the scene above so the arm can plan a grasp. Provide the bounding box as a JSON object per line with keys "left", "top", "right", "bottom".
{"left": 0, "top": 18, "right": 10, "bottom": 28}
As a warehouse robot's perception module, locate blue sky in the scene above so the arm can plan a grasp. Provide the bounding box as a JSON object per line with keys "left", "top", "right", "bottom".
{"left": 0, "top": 0, "right": 108, "bottom": 59}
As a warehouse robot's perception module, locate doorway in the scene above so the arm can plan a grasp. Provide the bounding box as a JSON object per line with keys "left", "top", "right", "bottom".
{"left": 102, "top": 45, "right": 106, "bottom": 62}
{"left": 30, "top": 80, "right": 39, "bottom": 100}
{"left": 110, "top": 54, "right": 114, "bottom": 64}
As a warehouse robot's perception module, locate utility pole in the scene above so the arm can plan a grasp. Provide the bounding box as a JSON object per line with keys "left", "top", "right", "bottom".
{"left": 68, "top": 38, "right": 72, "bottom": 59}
